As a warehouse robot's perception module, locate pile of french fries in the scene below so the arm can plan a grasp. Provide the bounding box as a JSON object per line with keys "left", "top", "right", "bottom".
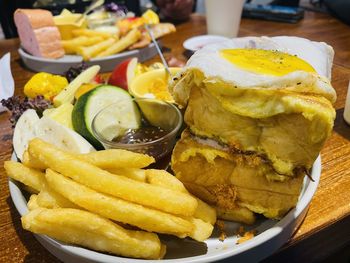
{"left": 5, "top": 138, "right": 216, "bottom": 259}
{"left": 61, "top": 28, "right": 141, "bottom": 61}
{"left": 61, "top": 22, "right": 176, "bottom": 61}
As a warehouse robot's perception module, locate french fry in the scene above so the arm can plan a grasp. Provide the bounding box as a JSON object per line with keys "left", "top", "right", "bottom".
{"left": 24, "top": 146, "right": 216, "bottom": 225}
{"left": 128, "top": 23, "right": 176, "bottom": 50}
{"left": 80, "top": 149, "right": 155, "bottom": 169}
{"left": 159, "top": 245, "right": 167, "bottom": 259}
{"left": 22, "top": 150, "right": 46, "bottom": 170}
{"left": 45, "top": 169, "right": 194, "bottom": 236}
{"left": 128, "top": 31, "right": 151, "bottom": 50}
{"left": 27, "top": 194, "right": 39, "bottom": 210}
{"left": 107, "top": 167, "right": 146, "bottom": 182}
{"left": 36, "top": 184, "right": 79, "bottom": 209}
{"left": 151, "top": 23, "right": 176, "bottom": 39}
{"left": 96, "top": 28, "right": 141, "bottom": 58}
{"left": 146, "top": 169, "right": 187, "bottom": 192}
{"left": 145, "top": 169, "right": 217, "bottom": 225}
{"left": 72, "top": 29, "right": 116, "bottom": 39}
{"left": 193, "top": 198, "right": 217, "bottom": 225}
{"left": 22, "top": 208, "right": 163, "bottom": 259}
{"left": 24, "top": 148, "right": 155, "bottom": 170}
{"left": 4, "top": 161, "right": 45, "bottom": 192}
{"left": 4, "top": 159, "right": 79, "bottom": 209}
{"left": 187, "top": 218, "right": 214, "bottom": 242}
{"left": 216, "top": 206, "right": 256, "bottom": 225}
{"left": 62, "top": 36, "right": 104, "bottom": 54}
{"left": 77, "top": 38, "right": 116, "bottom": 60}
{"left": 28, "top": 139, "right": 198, "bottom": 217}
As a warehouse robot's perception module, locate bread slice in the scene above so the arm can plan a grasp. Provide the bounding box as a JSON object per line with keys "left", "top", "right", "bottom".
{"left": 171, "top": 130, "right": 305, "bottom": 220}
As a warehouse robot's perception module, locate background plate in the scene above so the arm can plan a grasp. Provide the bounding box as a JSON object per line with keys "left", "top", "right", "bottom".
{"left": 18, "top": 42, "right": 161, "bottom": 75}
{"left": 183, "top": 35, "right": 230, "bottom": 52}
{"left": 9, "top": 153, "right": 321, "bottom": 263}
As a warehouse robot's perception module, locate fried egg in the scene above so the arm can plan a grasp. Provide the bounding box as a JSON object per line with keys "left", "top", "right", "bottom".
{"left": 179, "top": 36, "right": 336, "bottom": 104}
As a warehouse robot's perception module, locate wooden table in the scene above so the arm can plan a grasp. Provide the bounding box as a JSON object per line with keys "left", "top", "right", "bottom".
{"left": 1, "top": 11, "right": 350, "bottom": 263}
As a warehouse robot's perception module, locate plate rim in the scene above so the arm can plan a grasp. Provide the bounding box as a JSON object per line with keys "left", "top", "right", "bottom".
{"left": 8, "top": 153, "right": 321, "bottom": 263}
{"left": 18, "top": 42, "right": 158, "bottom": 64}
{"left": 183, "top": 35, "right": 230, "bottom": 52}
{"left": 17, "top": 42, "right": 161, "bottom": 74}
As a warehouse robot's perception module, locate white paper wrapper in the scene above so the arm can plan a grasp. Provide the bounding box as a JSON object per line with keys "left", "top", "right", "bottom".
{"left": 0, "top": 53, "right": 14, "bottom": 112}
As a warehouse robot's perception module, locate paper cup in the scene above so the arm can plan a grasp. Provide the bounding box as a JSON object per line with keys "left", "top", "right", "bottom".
{"left": 205, "top": 0, "right": 245, "bottom": 38}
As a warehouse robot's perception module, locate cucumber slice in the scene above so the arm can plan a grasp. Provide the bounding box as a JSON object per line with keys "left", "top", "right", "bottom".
{"left": 72, "top": 85, "right": 141, "bottom": 149}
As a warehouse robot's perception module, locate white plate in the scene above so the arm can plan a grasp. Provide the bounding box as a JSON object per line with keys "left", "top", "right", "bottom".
{"left": 9, "top": 153, "right": 321, "bottom": 262}
{"left": 183, "top": 35, "right": 230, "bottom": 52}
{"left": 18, "top": 42, "right": 161, "bottom": 74}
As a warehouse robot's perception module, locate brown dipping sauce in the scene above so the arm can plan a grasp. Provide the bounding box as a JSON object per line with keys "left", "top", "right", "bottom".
{"left": 112, "top": 118, "right": 174, "bottom": 168}
{"left": 113, "top": 117, "right": 175, "bottom": 169}
{"left": 113, "top": 126, "right": 168, "bottom": 144}
{"left": 112, "top": 117, "right": 170, "bottom": 144}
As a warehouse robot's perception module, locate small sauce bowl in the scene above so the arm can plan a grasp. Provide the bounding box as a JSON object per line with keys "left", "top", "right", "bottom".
{"left": 92, "top": 98, "right": 182, "bottom": 161}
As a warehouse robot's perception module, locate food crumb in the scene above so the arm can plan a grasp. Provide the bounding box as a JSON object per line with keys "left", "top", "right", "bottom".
{"left": 235, "top": 226, "right": 257, "bottom": 244}
{"left": 216, "top": 220, "right": 227, "bottom": 242}
{"left": 235, "top": 226, "right": 245, "bottom": 236}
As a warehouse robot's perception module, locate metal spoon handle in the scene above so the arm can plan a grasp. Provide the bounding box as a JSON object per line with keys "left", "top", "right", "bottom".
{"left": 145, "top": 24, "right": 172, "bottom": 77}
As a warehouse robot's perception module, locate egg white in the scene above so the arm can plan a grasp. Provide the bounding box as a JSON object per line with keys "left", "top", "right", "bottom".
{"left": 185, "top": 36, "right": 336, "bottom": 103}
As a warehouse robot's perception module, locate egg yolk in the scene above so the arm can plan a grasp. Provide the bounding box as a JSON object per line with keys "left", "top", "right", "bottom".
{"left": 149, "top": 78, "right": 173, "bottom": 102}
{"left": 220, "top": 49, "right": 316, "bottom": 76}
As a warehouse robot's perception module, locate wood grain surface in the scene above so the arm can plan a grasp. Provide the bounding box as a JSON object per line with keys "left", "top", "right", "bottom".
{"left": 0, "top": 11, "right": 350, "bottom": 263}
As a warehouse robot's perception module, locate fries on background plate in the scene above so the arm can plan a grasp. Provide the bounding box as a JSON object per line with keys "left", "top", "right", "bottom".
{"left": 14, "top": 6, "right": 176, "bottom": 61}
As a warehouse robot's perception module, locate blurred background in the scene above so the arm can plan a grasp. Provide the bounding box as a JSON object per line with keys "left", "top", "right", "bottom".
{"left": 1, "top": 0, "right": 349, "bottom": 40}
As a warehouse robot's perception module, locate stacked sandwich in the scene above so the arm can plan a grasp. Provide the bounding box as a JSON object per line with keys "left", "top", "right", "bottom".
{"left": 170, "top": 36, "right": 336, "bottom": 224}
